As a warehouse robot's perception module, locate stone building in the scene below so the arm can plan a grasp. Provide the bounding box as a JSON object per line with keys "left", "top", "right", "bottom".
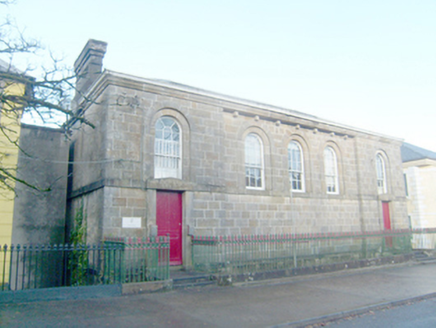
{"left": 402, "top": 142, "right": 436, "bottom": 249}
{"left": 68, "top": 39, "right": 408, "bottom": 266}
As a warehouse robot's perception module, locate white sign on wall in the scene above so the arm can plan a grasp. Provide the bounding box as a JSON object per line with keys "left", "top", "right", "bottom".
{"left": 122, "top": 217, "right": 142, "bottom": 228}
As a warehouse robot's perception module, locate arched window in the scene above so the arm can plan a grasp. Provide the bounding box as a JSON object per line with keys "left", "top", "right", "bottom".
{"left": 154, "top": 117, "right": 181, "bottom": 179}
{"left": 245, "top": 133, "right": 264, "bottom": 189}
{"left": 288, "top": 141, "right": 304, "bottom": 192}
{"left": 324, "top": 146, "right": 339, "bottom": 194}
{"left": 376, "top": 153, "right": 387, "bottom": 194}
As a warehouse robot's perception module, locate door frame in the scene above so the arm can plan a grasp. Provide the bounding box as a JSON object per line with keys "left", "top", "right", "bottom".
{"left": 155, "top": 190, "right": 184, "bottom": 266}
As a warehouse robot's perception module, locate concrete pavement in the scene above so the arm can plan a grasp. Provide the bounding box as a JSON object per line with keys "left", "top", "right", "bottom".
{"left": 1, "top": 262, "right": 435, "bottom": 327}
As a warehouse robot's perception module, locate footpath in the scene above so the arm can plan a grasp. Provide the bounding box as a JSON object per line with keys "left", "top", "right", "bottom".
{"left": 1, "top": 262, "right": 435, "bottom": 328}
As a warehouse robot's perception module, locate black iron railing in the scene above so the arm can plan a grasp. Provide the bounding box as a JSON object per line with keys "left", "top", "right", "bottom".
{"left": 192, "top": 228, "right": 436, "bottom": 275}
{"left": 1, "top": 236, "right": 170, "bottom": 292}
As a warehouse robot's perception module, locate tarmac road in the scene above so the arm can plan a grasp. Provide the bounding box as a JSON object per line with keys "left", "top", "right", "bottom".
{"left": 324, "top": 297, "right": 436, "bottom": 328}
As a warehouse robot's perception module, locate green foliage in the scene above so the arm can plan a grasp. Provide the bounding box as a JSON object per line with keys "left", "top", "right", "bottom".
{"left": 69, "top": 200, "right": 86, "bottom": 245}
{"left": 68, "top": 200, "right": 88, "bottom": 286}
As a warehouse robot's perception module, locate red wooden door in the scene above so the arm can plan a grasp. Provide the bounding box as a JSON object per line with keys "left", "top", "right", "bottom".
{"left": 382, "top": 201, "right": 393, "bottom": 247}
{"left": 156, "top": 191, "right": 183, "bottom": 265}
{"left": 382, "top": 202, "right": 391, "bottom": 230}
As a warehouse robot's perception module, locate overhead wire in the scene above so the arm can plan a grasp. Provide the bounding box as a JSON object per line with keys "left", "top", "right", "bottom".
{"left": 0, "top": 153, "right": 139, "bottom": 164}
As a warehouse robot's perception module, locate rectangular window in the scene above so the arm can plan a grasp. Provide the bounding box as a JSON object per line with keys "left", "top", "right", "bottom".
{"left": 404, "top": 173, "right": 409, "bottom": 197}
{"left": 325, "top": 175, "right": 337, "bottom": 193}
{"left": 245, "top": 166, "right": 262, "bottom": 188}
{"left": 154, "top": 139, "right": 181, "bottom": 178}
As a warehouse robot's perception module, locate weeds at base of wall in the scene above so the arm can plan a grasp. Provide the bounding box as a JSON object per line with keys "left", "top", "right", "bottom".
{"left": 68, "top": 199, "right": 88, "bottom": 286}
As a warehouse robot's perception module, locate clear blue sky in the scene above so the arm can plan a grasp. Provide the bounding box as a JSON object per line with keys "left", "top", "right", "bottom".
{"left": 5, "top": 0, "right": 436, "bottom": 151}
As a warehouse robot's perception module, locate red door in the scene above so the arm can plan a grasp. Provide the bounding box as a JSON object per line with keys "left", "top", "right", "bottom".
{"left": 382, "top": 201, "right": 393, "bottom": 247}
{"left": 156, "top": 191, "right": 183, "bottom": 265}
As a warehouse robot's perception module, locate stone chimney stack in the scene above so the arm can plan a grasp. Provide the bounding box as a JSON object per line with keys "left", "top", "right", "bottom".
{"left": 73, "top": 39, "right": 107, "bottom": 105}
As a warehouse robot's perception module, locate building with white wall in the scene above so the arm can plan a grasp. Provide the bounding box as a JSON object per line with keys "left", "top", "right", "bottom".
{"left": 402, "top": 142, "right": 436, "bottom": 249}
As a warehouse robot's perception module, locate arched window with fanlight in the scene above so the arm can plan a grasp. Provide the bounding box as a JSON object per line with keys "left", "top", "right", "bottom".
{"left": 245, "top": 133, "right": 264, "bottom": 189}
{"left": 324, "top": 146, "right": 339, "bottom": 194}
{"left": 288, "top": 141, "right": 305, "bottom": 192}
{"left": 376, "top": 153, "right": 387, "bottom": 194}
{"left": 154, "top": 116, "right": 181, "bottom": 179}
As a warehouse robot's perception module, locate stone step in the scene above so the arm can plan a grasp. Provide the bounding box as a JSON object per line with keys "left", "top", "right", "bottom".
{"left": 172, "top": 274, "right": 216, "bottom": 289}
{"left": 173, "top": 279, "right": 216, "bottom": 289}
{"left": 413, "top": 251, "right": 436, "bottom": 263}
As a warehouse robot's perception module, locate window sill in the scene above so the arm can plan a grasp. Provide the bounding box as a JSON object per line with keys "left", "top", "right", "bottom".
{"left": 246, "top": 187, "right": 265, "bottom": 191}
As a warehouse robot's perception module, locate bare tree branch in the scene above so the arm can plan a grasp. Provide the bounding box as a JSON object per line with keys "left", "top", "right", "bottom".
{"left": 0, "top": 1, "right": 94, "bottom": 192}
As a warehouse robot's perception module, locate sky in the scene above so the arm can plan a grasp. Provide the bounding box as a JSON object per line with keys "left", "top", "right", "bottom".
{"left": 4, "top": 0, "right": 436, "bottom": 151}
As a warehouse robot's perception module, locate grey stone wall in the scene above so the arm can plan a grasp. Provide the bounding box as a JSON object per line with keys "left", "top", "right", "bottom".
{"left": 12, "top": 125, "right": 69, "bottom": 245}
{"left": 70, "top": 75, "right": 407, "bottom": 238}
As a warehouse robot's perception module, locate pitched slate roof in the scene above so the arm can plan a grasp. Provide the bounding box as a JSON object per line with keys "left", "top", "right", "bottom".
{"left": 401, "top": 142, "right": 436, "bottom": 163}
{"left": 0, "top": 58, "right": 9, "bottom": 71}
{"left": 0, "top": 58, "right": 16, "bottom": 72}
{"left": 0, "top": 58, "right": 22, "bottom": 74}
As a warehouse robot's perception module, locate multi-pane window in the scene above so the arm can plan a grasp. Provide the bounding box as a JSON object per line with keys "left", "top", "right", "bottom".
{"left": 324, "top": 147, "right": 339, "bottom": 194}
{"left": 376, "top": 154, "right": 387, "bottom": 194}
{"left": 245, "top": 133, "right": 263, "bottom": 189}
{"left": 154, "top": 117, "right": 181, "bottom": 179}
{"left": 288, "top": 141, "right": 304, "bottom": 192}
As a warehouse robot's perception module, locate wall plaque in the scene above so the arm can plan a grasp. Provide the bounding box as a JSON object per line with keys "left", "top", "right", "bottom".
{"left": 122, "top": 217, "right": 142, "bottom": 228}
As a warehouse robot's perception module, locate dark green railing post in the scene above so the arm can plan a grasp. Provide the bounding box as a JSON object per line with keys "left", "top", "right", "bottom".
{"left": 119, "top": 242, "right": 124, "bottom": 284}
{"left": 1, "top": 245, "right": 7, "bottom": 291}
{"left": 293, "top": 235, "right": 297, "bottom": 269}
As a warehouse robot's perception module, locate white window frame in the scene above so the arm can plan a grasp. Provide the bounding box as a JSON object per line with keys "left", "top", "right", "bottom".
{"left": 376, "top": 153, "right": 387, "bottom": 194}
{"left": 288, "top": 141, "right": 305, "bottom": 192}
{"left": 245, "top": 133, "right": 264, "bottom": 189}
{"left": 324, "top": 146, "right": 339, "bottom": 194}
{"left": 154, "top": 116, "right": 182, "bottom": 179}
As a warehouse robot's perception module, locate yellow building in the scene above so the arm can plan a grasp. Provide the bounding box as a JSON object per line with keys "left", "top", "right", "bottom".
{"left": 402, "top": 142, "right": 436, "bottom": 249}
{"left": 0, "top": 59, "right": 26, "bottom": 248}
